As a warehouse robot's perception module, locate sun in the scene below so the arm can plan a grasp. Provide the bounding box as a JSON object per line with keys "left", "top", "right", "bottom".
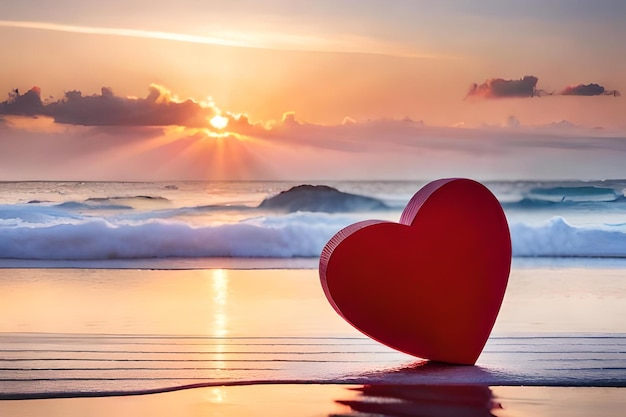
{"left": 210, "top": 114, "right": 229, "bottom": 130}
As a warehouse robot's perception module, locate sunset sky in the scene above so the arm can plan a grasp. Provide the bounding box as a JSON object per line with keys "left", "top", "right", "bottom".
{"left": 1, "top": 1, "right": 625, "bottom": 181}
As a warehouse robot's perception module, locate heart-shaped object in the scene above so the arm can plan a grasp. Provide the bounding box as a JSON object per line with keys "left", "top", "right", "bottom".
{"left": 319, "top": 178, "right": 511, "bottom": 365}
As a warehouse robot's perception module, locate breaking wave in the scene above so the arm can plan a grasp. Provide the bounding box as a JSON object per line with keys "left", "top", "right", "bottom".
{"left": 0, "top": 213, "right": 354, "bottom": 259}
{"left": 1, "top": 208, "right": 626, "bottom": 260}
{"left": 511, "top": 217, "right": 626, "bottom": 257}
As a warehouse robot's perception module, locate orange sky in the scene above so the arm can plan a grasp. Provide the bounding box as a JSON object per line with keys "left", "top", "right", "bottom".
{"left": 3, "top": 27, "right": 622, "bottom": 127}
{"left": 0, "top": 2, "right": 625, "bottom": 180}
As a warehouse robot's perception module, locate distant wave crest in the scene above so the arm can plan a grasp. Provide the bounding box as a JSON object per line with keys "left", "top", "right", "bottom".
{"left": 504, "top": 186, "right": 625, "bottom": 208}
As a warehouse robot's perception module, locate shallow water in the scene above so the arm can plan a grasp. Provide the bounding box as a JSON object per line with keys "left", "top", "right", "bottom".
{"left": 1, "top": 267, "right": 625, "bottom": 397}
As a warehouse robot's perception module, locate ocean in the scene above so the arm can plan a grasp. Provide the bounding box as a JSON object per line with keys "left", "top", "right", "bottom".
{"left": 1, "top": 180, "right": 625, "bottom": 399}
{"left": 1, "top": 179, "right": 626, "bottom": 266}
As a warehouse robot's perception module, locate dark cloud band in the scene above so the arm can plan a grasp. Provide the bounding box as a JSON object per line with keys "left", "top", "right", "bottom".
{"left": 0, "top": 85, "right": 218, "bottom": 127}
{"left": 467, "top": 76, "right": 620, "bottom": 99}
{"left": 561, "top": 83, "right": 620, "bottom": 97}
{"left": 466, "top": 76, "right": 540, "bottom": 99}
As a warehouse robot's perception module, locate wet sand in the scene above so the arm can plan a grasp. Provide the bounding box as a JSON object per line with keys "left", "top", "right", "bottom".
{"left": 1, "top": 266, "right": 625, "bottom": 414}
{"left": 3, "top": 384, "right": 626, "bottom": 417}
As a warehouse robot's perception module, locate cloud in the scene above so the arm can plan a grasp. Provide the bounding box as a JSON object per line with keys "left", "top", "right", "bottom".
{"left": 0, "top": 20, "right": 438, "bottom": 59}
{"left": 466, "top": 76, "right": 540, "bottom": 99}
{"left": 281, "top": 112, "right": 301, "bottom": 127}
{"left": 506, "top": 115, "right": 521, "bottom": 128}
{"left": 560, "top": 83, "right": 621, "bottom": 97}
{"left": 222, "top": 113, "right": 265, "bottom": 134}
{"left": 341, "top": 116, "right": 356, "bottom": 125}
{"left": 0, "top": 87, "right": 45, "bottom": 116}
{"left": 0, "top": 20, "right": 251, "bottom": 50}
{"left": 2, "top": 108, "right": 626, "bottom": 181}
{"left": 0, "top": 85, "right": 219, "bottom": 127}
{"left": 467, "top": 76, "right": 622, "bottom": 100}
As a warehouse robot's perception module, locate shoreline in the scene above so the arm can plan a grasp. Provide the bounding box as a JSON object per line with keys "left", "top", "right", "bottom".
{"left": 2, "top": 256, "right": 626, "bottom": 271}
{"left": 4, "top": 378, "right": 626, "bottom": 401}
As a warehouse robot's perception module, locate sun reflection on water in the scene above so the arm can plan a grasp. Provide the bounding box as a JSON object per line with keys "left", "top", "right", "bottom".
{"left": 211, "top": 268, "right": 229, "bottom": 337}
{"left": 208, "top": 386, "right": 227, "bottom": 404}
{"left": 210, "top": 269, "right": 229, "bottom": 370}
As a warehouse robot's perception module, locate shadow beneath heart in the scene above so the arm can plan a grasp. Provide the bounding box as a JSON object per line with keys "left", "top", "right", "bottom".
{"left": 352, "top": 360, "right": 512, "bottom": 386}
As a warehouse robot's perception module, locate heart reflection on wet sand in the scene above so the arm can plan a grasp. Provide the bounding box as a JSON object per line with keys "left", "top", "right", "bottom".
{"left": 332, "top": 384, "right": 500, "bottom": 417}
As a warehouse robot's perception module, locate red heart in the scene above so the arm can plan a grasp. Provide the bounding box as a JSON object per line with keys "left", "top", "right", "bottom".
{"left": 319, "top": 178, "right": 511, "bottom": 365}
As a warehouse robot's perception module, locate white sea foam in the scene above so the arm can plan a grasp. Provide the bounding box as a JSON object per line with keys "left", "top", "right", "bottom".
{"left": 1, "top": 208, "right": 626, "bottom": 259}
{"left": 511, "top": 217, "right": 626, "bottom": 257}
{"left": 0, "top": 213, "right": 358, "bottom": 260}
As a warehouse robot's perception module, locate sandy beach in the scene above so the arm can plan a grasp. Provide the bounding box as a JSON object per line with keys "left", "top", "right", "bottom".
{"left": 3, "top": 384, "right": 626, "bottom": 417}
{"left": 1, "top": 265, "right": 625, "bottom": 415}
